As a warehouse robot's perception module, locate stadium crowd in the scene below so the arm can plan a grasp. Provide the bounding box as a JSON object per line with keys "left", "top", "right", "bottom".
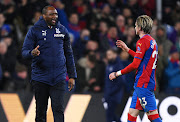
{"left": 0, "top": 0, "right": 180, "bottom": 94}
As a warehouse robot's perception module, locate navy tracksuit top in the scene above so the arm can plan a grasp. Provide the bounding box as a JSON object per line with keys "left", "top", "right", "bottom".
{"left": 22, "top": 16, "right": 77, "bottom": 85}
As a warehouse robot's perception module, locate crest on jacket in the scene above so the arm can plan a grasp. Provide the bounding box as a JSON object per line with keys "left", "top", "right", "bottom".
{"left": 55, "top": 28, "right": 61, "bottom": 34}
{"left": 54, "top": 28, "right": 65, "bottom": 38}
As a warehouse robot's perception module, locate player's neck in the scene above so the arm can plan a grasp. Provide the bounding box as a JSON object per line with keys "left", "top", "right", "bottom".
{"left": 139, "top": 32, "right": 146, "bottom": 38}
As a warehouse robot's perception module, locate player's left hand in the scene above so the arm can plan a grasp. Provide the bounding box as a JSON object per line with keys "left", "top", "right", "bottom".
{"left": 68, "top": 78, "right": 75, "bottom": 91}
{"left": 109, "top": 72, "right": 116, "bottom": 80}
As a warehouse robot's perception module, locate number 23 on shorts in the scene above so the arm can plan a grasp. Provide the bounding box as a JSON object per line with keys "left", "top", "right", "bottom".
{"left": 139, "top": 97, "right": 147, "bottom": 108}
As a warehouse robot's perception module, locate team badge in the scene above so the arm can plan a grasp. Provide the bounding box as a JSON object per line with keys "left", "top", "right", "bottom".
{"left": 54, "top": 28, "right": 65, "bottom": 38}
{"left": 55, "top": 28, "right": 61, "bottom": 34}
{"left": 137, "top": 46, "right": 141, "bottom": 51}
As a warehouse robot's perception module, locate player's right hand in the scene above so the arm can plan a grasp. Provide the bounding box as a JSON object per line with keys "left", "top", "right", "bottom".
{"left": 109, "top": 72, "right": 117, "bottom": 81}
{"left": 31, "top": 45, "right": 40, "bottom": 56}
{"left": 116, "top": 40, "right": 129, "bottom": 52}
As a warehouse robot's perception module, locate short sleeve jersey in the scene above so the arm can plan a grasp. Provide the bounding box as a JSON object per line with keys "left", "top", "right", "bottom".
{"left": 134, "top": 34, "right": 158, "bottom": 91}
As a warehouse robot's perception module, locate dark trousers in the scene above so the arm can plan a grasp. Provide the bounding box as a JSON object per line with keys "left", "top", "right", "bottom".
{"left": 31, "top": 80, "right": 66, "bottom": 122}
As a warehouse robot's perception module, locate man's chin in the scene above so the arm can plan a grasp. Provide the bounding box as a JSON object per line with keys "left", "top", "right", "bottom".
{"left": 49, "top": 23, "right": 56, "bottom": 26}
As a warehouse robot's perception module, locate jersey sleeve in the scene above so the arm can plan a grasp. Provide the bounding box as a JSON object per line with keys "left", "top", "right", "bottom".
{"left": 128, "top": 49, "right": 136, "bottom": 57}
{"left": 134, "top": 39, "right": 147, "bottom": 60}
{"left": 120, "top": 38, "right": 148, "bottom": 75}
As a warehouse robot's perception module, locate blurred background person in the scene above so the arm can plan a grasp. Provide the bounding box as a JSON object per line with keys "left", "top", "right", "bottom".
{"left": 76, "top": 52, "right": 98, "bottom": 93}
{"left": 116, "top": 14, "right": 126, "bottom": 41}
{"left": 100, "top": 26, "right": 119, "bottom": 53}
{"left": 0, "top": 41, "right": 7, "bottom": 90}
{"left": 165, "top": 46, "right": 180, "bottom": 94}
{"left": 155, "top": 25, "right": 173, "bottom": 92}
{"left": 103, "top": 49, "right": 126, "bottom": 122}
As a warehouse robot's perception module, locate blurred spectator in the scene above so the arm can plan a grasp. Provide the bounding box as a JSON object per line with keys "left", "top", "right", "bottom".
{"left": 119, "top": 51, "right": 134, "bottom": 92}
{"left": 103, "top": 49, "right": 126, "bottom": 122}
{"left": 13, "top": 63, "right": 28, "bottom": 91}
{"left": 86, "top": 40, "right": 99, "bottom": 52}
{"left": 3, "top": 4, "right": 16, "bottom": 25}
{"left": 0, "top": 13, "right": 12, "bottom": 37}
{"left": 107, "top": 0, "right": 121, "bottom": 17}
{"left": 165, "top": 46, "right": 180, "bottom": 94}
{"left": 94, "top": 51, "right": 106, "bottom": 92}
{"left": 123, "top": 26, "right": 137, "bottom": 61}
{"left": 155, "top": 26, "right": 172, "bottom": 64}
{"left": 116, "top": 15, "right": 126, "bottom": 41}
{"left": 28, "top": 11, "right": 42, "bottom": 29}
{"left": 89, "top": 19, "right": 99, "bottom": 40}
{"left": 1, "top": 36, "right": 16, "bottom": 79}
{"left": 78, "top": 3, "right": 92, "bottom": 29}
{"left": 122, "top": 7, "right": 132, "bottom": 20}
{"left": 150, "top": 18, "right": 158, "bottom": 38}
{"left": 162, "top": 6, "right": 174, "bottom": 25}
{"left": 76, "top": 52, "right": 98, "bottom": 93}
{"left": 0, "top": 0, "right": 15, "bottom": 12}
{"left": 128, "top": 0, "right": 145, "bottom": 18}
{"left": 124, "top": 26, "right": 137, "bottom": 51}
{"left": 68, "top": 13, "right": 81, "bottom": 45}
{"left": 126, "top": 17, "right": 134, "bottom": 27}
{"left": 73, "top": 29, "right": 90, "bottom": 60}
{"left": 56, "top": 8, "right": 81, "bottom": 46}
{"left": 0, "top": 41, "right": 7, "bottom": 89}
{"left": 98, "top": 21, "right": 108, "bottom": 41}
{"left": 175, "top": 21, "right": 180, "bottom": 51}
{"left": 69, "top": 13, "right": 81, "bottom": 32}
{"left": 0, "top": 41, "right": 7, "bottom": 56}
{"left": 96, "top": 4, "right": 114, "bottom": 26}
{"left": 172, "top": 1, "right": 180, "bottom": 23}
{"left": 155, "top": 26, "right": 173, "bottom": 92}
{"left": 167, "top": 21, "right": 180, "bottom": 45}
{"left": 19, "top": 0, "right": 48, "bottom": 26}
{"left": 72, "top": 0, "right": 83, "bottom": 14}
{"left": 100, "top": 26, "right": 118, "bottom": 53}
{"left": 138, "top": 0, "right": 155, "bottom": 16}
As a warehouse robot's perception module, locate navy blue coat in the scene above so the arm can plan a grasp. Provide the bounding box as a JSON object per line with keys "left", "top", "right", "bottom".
{"left": 104, "top": 57, "right": 126, "bottom": 103}
{"left": 22, "top": 17, "right": 77, "bottom": 85}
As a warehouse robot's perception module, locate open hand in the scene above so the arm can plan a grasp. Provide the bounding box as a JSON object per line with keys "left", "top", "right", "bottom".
{"left": 116, "top": 40, "right": 129, "bottom": 52}
{"left": 31, "top": 45, "right": 40, "bottom": 56}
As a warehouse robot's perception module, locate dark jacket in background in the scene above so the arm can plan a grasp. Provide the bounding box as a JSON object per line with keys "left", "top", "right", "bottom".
{"left": 104, "top": 57, "right": 126, "bottom": 102}
{"left": 22, "top": 17, "right": 77, "bottom": 86}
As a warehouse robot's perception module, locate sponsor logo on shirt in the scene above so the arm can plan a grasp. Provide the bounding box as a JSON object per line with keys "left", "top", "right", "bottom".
{"left": 138, "top": 43, "right": 142, "bottom": 46}
{"left": 42, "top": 30, "right": 47, "bottom": 36}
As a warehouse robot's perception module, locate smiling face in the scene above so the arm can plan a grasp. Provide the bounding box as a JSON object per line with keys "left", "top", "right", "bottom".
{"left": 43, "top": 7, "right": 58, "bottom": 26}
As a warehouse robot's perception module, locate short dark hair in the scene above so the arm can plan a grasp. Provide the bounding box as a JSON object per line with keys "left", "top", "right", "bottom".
{"left": 42, "top": 5, "right": 55, "bottom": 15}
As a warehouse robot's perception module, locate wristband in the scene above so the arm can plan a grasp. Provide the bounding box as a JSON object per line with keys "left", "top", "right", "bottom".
{"left": 116, "top": 70, "right": 122, "bottom": 77}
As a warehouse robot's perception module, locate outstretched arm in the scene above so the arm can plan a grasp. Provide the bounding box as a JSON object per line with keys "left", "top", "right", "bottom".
{"left": 109, "top": 39, "right": 147, "bottom": 80}
{"left": 109, "top": 58, "right": 141, "bottom": 80}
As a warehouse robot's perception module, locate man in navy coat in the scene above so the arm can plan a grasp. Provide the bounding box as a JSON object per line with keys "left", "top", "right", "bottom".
{"left": 22, "top": 5, "right": 77, "bottom": 122}
{"left": 104, "top": 49, "right": 126, "bottom": 122}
